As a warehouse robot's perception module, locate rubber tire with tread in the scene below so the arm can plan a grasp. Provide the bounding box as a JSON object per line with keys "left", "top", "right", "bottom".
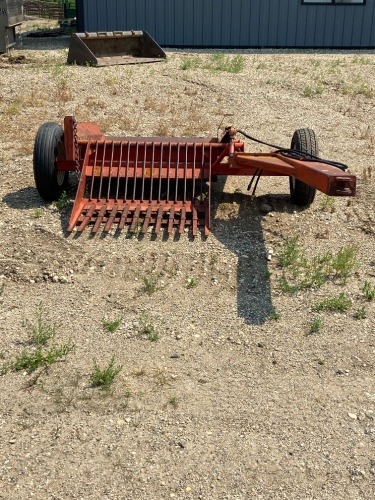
{"left": 289, "top": 128, "right": 318, "bottom": 206}
{"left": 33, "top": 122, "right": 68, "bottom": 202}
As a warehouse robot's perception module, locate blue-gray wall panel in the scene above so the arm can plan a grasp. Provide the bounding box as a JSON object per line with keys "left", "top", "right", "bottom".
{"left": 77, "top": 0, "right": 375, "bottom": 49}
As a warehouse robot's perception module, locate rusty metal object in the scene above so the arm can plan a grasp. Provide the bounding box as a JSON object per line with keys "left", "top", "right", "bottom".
{"left": 33, "top": 117, "right": 356, "bottom": 236}
{"left": 67, "top": 31, "right": 166, "bottom": 66}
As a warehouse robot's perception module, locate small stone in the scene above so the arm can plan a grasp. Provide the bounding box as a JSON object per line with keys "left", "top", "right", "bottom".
{"left": 52, "top": 275, "right": 59, "bottom": 283}
{"left": 348, "top": 413, "right": 358, "bottom": 420}
{"left": 259, "top": 203, "right": 272, "bottom": 214}
{"left": 257, "top": 342, "right": 265, "bottom": 348}
{"left": 170, "top": 354, "right": 179, "bottom": 359}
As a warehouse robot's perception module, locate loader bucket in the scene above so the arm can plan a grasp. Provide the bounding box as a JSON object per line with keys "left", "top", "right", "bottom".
{"left": 67, "top": 31, "right": 166, "bottom": 66}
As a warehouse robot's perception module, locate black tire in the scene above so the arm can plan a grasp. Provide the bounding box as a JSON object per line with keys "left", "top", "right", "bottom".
{"left": 33, "top": 122, "right": 69, "bottom": 202}
{"left": 289, "top": 128, "right": 318, "bottom": 206}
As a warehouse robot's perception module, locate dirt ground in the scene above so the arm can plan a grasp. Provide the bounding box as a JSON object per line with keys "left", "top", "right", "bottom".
{"left": 0, "top": 24, "right": 374, "bottom": 499}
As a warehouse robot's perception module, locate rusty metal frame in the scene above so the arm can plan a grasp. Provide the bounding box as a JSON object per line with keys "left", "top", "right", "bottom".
{"left": 56, "top": 117, "right": 356, "bottom": 235}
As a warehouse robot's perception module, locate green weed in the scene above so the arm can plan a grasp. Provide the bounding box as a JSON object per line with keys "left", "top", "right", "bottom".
{"left": 353, "top": 307, "right": 367, "bottom": 320}
{"left": 186, "top": 277, "right": 197, "bottom": 288}
{"left": 103, "top": 316, "right": 123, "bottom": 333}
{"left": 320, "top": 196, "right": 335, "bottom": 212}
{"left": 312, "top": 293, "right": 352, "bottom": 313}
{"left": 53, "top": 191, "right": 69, "bottom": 211}
{"left": 278, "top": 239, "right": 357, "bottom": 291}
{"left": 1, "top": 343, "right": 75, "bottom": 375}
{"left": 362, "top": 280, "right": 375, "bottom": 301}
{"left": 168, "top": 396, "right": 179, "bottom": 408}
{"left": 89, "top": 356, "right": 122, "bottom": 389}
{"left": 309, "top": 317, "right": 323, "bottom": 334}
{"left": 142, "top": 275, "right": 159, "bottom": 295}
{"left": 268, "top": 309, "right": 281, "bottom": 321}
{"left": 181, "top": 55, "right": 201, "bottom": 70}
{"left": 207, "top": 53, "right": 245, "bottom": 73}
{"left": 278, "top": 236, "right": 300, "bottom": 268}
{"left": 23, "top": 304, "right": 57, "bottom": 347}
{"left": 138, "top": 314, "right": 159, "bottom": 342}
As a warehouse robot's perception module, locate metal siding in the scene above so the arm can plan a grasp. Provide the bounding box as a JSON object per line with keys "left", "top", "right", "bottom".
{"left": 80, "top": 0, "right": 375, "bottom": 48}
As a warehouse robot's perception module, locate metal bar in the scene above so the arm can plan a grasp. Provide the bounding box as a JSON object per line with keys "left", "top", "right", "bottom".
{"left": 132, "top": 142, "right": 139, "bottom": 201}
{"left": 115, "top": 141, "right": 123, "bottom": 200}
{"left": 192, "top": 205, "right": 198, "bottom": 237}
{"left": 76, "top": 205, "right": 96, "bottom": 232}
{"left": 183, "top": 143, "right": 188, "bottom": 203}
{"left": 92, "top": 204, "right": 107, "bottom": 233}
{"left": 89, "top": 141, "right": 99, "bottom": 201}
{"left": 119, "top": 204, "right": 130, "bottom": 229}
{"left": 130, "top": 206, "right": 141, "bottom": 233}
{"left": 104, "top": 203, "right": 118, "bottom": 232}
{"left": 142, "top": 205, "right": 153, "bottom": 234}
{"left": 179, "top": 206, "right": 186, "bottom": 234}
{"left": 167, "top": 205, "right": 175, "bottom": 234}
{"left": 175, "top": 142, "right": 180, "bottom": 203}
{"left": 158, "top": 142, "right": 163, "bottom": 203}
{"left": 107, "top": 140, "right": 115, "bottom": 201}
{"left": 155, "top": 205, "right": 164, "bottom": 234}
{"left": 98, "top": 142, "right": 106, "bottom": 201}
{"left": 125, "top": 141, "right": 130, "bottom": 200}
{"left": 192, "top": 142, "right": 196, "bottom": 201}
{"left": 167, "top": 142, "right": 171, "bottom": 201}
{"left": 150, "top": 141, "right": 155, "bottom": 201}
{"left": 141, "top": 142, "right": 147, "bottom": 201}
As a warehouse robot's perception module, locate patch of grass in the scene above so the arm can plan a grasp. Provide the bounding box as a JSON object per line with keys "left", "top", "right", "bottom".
{"left": 206, "top": 53, "right": 245, "bottom": 73}
{"left": 278, "top": 239, "right": 357, "bottom": 291}
{"left": 53, "top": 191, "right": 69, "bottom": 211}
{"left": 330, "top": 245, "right": 357, "bottom": 283}
{"left": 320, "top": 196, "right": 335, "bottom": 212}
{"left": 362, "top": 280, "right": 375, "bottom": 301}
{"left": 102, "top": 316, "right": 123, "bottom": 333}
{"left": 309, "top": 317, "right": 323, "bottom": 334}
{"left": 138, "top": 314, "right": 159, "bottom": 342}
{"left": 142, "top": 275, "right": 159, "bottom": 295}
{"left": 168, "top": 396, "right": 179, "bottom": 408}
{"left": 1, "top": 343, "right": 75, "bottom": 375}
{"left": 303, "top": 84, "right": 324, "bottom": 97}
{"left": 33, "top": 208, "right": 44, "bottom": 218}
{"left": 181, "top": 55, "right": 201, "bottom": 70}
{"left": 186, "top": 277, "right": 197, "bottom": 288}
{"left": 23, "top": 304, "right": 57, "bottom": 347}
{"left": 268, "top": 309, "right": 281, "bottom": 321}
{"left": 312, "top": 293, "right": 352, "bottom": 313}
{"left": 89, "top": 356, "right": 122, "bottom": 389}
{"left": 278, "top": 236, "right": 300, "bottom": 268}
{"left": 353, "top": 307, "right": 367, "bottom": 320}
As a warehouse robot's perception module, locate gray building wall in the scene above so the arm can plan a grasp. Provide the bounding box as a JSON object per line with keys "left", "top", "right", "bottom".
{"left": 76, "top": 0, "right": 375, "bottom": 48}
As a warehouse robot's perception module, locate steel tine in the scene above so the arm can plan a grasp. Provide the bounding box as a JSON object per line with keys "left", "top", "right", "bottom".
{"left": 130, "top": 206, "right": 141, "bottom": 233}
{"left": 92, "top": 204, "right": 107, "bottom": 233}
{"left": 98, "top": 141, "right": 106, "bottom": 201}
{"left": 142, "top": 205, "right": 153, "bottom": 234}
{"left": 155, "top": 205, "right": 164, "bottom": 234}
{"left": 125, "top": 141, "right": 130, "bottom": 200}
{"left": 104, "top": 203, "right": 118, "bottom": 232}
{"left": 133, "top": 142, "right": 139, "bottom": 201}
{"left": 192, "top": 205, "right": 198, "bottom": 237}
{"left": 183, "top": 142, "right": 188, "bottom": 203}
{"left": 175, "top": 142, "right": 180, "bottom": 203}
{"left": 115, "top": 141, "right": 124, "bottom": 200}
{"left": 141, "top": 141, "right": 147, "bottom": 201}
{"left": 107, "top": 140, "right": 115, "bottom": 201}
{"left": 77, "top": 205, "right": 96, "bottom": 232}
{"left": 89, "top": 141, "right": 99, "bottom": 201}
{"left": 167, "top": 205, "right": 175, "bottom": 234}
{"left": 158, "top": 142, "right": 163, "bottom": 203}
{"left": 119, "top": 203, "right": 130, "bottom": 229}
{"left": 179, "top": 206, "right": 186, "bottom": 234}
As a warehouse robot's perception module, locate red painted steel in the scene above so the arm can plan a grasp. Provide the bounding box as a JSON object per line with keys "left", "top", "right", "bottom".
{"left": 56, "top": 117, "right": 356, "bottom": 235}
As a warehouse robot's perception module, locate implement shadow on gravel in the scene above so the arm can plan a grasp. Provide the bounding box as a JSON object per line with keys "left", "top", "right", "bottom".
{"left": 211, "top": 181, "right": 294, "bottom": 326}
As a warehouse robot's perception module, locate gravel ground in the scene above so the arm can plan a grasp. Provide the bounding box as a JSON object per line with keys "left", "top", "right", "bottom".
{"left": 0, "top": 25, "right": 375, "bottom": 500}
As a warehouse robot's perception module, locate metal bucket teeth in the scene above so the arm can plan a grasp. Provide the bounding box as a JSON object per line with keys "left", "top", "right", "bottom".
{"left": 68, "top": 139, "right": 227, "bottom": 236}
